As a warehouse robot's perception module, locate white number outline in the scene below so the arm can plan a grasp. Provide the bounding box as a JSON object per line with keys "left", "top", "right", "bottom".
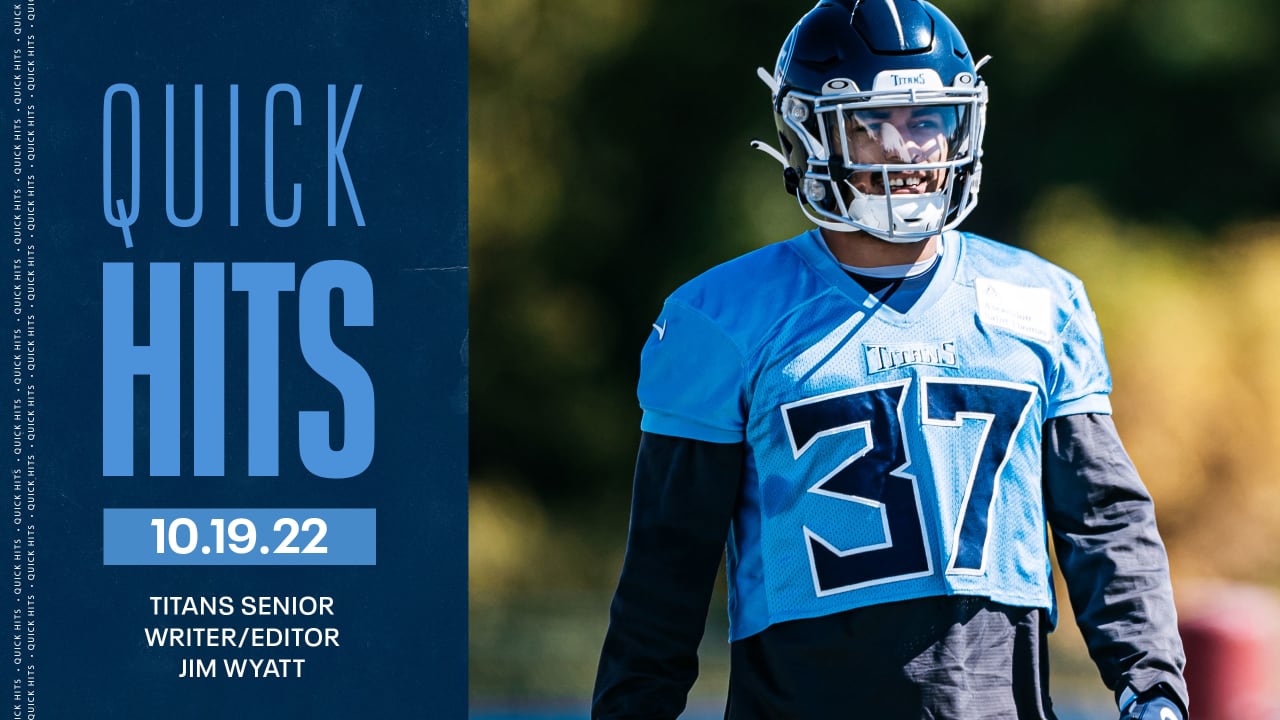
{"left": 921, "top": 377, "right": 1037, "bottom": 575}
{"left": 782, "top": 379, "right": 934, "bottom": 597}
{"left": 782, "top": 376, "right": 1040, "bottom": 596}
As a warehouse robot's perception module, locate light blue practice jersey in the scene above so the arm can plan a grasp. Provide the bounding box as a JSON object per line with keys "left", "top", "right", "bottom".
{"left": 639, "top": 230, "right": 1112, "bottom": 641}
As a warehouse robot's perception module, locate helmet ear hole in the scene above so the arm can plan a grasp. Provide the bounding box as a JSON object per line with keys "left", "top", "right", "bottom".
{"left": 783, "top": 167, "right": 800, "bottom": 197}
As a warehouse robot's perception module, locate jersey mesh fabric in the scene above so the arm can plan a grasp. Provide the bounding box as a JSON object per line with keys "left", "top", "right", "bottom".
{"left": 640, "top": 229, "right": 1112, "bottom": 640}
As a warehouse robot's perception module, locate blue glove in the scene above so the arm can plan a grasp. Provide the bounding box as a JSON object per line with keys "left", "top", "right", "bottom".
{"left": 1119, "top": 688, "right": 1185, "bottom": 720}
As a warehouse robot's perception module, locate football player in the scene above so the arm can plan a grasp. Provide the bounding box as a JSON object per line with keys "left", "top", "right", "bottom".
{"left": 592, "top": 1, "right": 1189, "bottom": 718}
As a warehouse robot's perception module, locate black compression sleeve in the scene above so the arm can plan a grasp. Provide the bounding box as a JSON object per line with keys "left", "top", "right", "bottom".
{"left": 591, "top": 433, "right": 743, "bottom": 720}
{"left": 1042, "top": 413, "right": 1189, "bottom": 714}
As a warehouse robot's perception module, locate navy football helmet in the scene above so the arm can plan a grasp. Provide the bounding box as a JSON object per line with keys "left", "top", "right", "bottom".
{"left": 754, "top": 0, "right": 988, "bottom": 242}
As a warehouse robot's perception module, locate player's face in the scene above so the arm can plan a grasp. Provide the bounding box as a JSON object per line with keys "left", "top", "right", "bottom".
{"left": 835, "top": 105, "right": 958, "bottom": 196}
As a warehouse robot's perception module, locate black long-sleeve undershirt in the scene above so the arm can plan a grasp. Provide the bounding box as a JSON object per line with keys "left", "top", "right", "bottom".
{"left": 592, "top": 434, "right": 743, "bottom": 719}
{"left": 1042, "top": 413, "right": 1188, "bottom": 714}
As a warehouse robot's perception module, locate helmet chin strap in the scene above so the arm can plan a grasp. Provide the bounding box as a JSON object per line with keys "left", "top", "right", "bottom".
{"left": 844, "top": 182, "right": 945, "bottom": 243}
{"left": 797, "top": 194, "right": 929, "bottom": 244}
{"left": 797, "top": 200, "right": 861, "bottom": 234}
{"left": 795, "top": 186, "right": 944, "bottom": 243}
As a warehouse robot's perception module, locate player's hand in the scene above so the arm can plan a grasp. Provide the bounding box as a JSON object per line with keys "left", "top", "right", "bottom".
{"left": 1119, "top": 690, "right": 1184, "bottom": 720}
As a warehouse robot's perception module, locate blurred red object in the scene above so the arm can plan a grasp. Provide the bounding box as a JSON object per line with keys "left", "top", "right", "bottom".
{"left": 1179, "top": 582, "right": 1280, "bottom": 719}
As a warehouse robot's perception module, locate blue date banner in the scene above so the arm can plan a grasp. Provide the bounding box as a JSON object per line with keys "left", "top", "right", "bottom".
{"left": 104, "top": 509, "right": 378, "bottom": 565}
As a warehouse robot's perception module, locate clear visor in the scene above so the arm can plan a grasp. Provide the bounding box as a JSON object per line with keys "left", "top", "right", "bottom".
{"left": 819, "top": 102, "right": 973, "bottom": 196}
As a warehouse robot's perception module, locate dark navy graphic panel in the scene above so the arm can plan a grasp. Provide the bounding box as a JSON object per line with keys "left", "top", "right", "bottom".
{"left": 40, "top": 1, "right": 466, "bottom": 717}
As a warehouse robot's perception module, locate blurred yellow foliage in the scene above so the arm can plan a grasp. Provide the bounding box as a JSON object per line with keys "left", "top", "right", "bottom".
{"left": 1025, "top": 188, "right": 1280, "bottom": 585}
{"left": 470, "top": 478, "right": 626, "bottom": 596}
{"left": 470, "top": 480, "right": 554, "bottom": 595}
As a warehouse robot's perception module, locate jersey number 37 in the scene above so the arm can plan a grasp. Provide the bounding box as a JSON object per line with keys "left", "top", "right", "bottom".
{"left": 781, "top": 378, "right": 1036, "bottom": 597}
